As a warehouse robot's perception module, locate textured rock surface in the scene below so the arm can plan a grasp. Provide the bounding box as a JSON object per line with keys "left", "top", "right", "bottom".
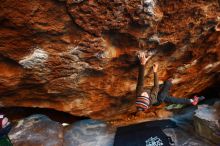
{"left": 7, "top": 105, "right": 218, "bottom": 146}
{"left": 193, "top": 103, "right": 220, "bottom": 144}
{"left": 8, "top": 114, "right": 63, "bottom": 146}
{"left": 163, "top": 128, "right": 213, "bottom": 146}
{"left": 0, "top": 0, "right": 220, "bottom": 121}
{"left": 164, "top": 104, "right": 217, "bottom": 146}
{"left": 64, "top": 119, "right": 115, "bottom": 146}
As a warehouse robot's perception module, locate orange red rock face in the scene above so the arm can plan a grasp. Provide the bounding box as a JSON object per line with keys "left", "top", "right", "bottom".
{"left": 0, "top": 0, "right": 219, "bottom": 122}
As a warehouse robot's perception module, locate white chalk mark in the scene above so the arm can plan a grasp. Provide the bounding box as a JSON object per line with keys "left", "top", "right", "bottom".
{"left": 19, "top": 47, "right": 48, "bottom": 69}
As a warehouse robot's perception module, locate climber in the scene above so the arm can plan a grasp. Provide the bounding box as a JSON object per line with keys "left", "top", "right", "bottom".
{"left": 135, "top": 52, "right": 205, "bottom": 112}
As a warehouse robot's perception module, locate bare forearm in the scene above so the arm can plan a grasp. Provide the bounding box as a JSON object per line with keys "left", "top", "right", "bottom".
{"left": 136, "top": 52, "right": 152, "bottom": 97}
{"left": 150, "top": 72, "right": 159, "bottom": 100}
{"left": 136, "top": 65, "right": 145, "bottom": 97}
{"left": 153, "top": 72, "right": 159, "bottom": 87}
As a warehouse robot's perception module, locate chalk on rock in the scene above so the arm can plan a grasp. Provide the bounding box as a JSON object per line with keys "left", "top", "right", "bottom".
{"left": 72, "top": 0, "right": 84, "bottom": 4}
{"left": 142, "top": 0, "right": 156, "bottom": 16}
{"left": 19, "top": 48, "right": 48, "bottom": 69}
{"left": 148, "top": 34, "right": 160, "bottom": 44}
{"left": 147, "top": 49, "right": 157, "bottom": 56}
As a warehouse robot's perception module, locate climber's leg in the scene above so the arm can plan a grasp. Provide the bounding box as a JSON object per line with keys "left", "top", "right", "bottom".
{"left": 157, "top": 79, "right": 173, "bottom": 102}
{"left": 163, "top": 96, "right": 191, "bottom": 104}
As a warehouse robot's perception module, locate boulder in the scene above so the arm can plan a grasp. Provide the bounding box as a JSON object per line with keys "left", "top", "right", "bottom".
{"left": 8, "top": 114, "right": 63, "bottom": 146}
{"left": 163, "top": 128, "right": 212, "bottom": 146}
{"left": 193, "top": 103, "right": 220, "bottom": 144}
{"left": 64, "top": 119, "right": 115, "bottom": 146}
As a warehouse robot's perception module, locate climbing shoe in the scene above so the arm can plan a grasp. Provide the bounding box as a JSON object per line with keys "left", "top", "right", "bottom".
{"left": 192, "top": 96, "right": 205, "bottom": 106}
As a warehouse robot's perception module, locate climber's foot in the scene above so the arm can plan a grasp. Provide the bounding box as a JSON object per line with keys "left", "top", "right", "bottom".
{"left": 192, "top": 96, "right": 205, "bottom": 106}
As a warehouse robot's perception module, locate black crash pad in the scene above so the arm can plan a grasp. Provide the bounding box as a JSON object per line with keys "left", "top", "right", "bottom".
{"left": 114, "top": 119, "right": 176, "bottom": 146}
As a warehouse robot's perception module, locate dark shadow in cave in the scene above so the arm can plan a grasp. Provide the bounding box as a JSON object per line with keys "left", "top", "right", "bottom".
{"left": 157, "top": 42, "right": 176, "bottom": 56}
{"left": 0, "top": 107, "right": 88, "bottom": 124}
{"left": 0, "top": 54, "right": 22, "bottom": 68}
{"left": 102, "top": 30, "right": 138, "bottom": 49}
{"left": 83, "top": 68, "right": 106, "bottom": 77}
{"left": 179, "top": 51, "right": 194, "bottom": 64}
{"left": 111, "top": 53, "right": 140, "bottom": 71}
{"left": 196, "top": 80, "right": 220, "bottom": 105}
{"left": 101, "top": 30, "right": 141, "bottom": 72}
{"left": 129, "top": 22, "right": 150, "bottom": 30}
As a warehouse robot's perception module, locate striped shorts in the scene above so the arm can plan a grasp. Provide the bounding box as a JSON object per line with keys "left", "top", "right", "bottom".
{"left": 136, "top": 96, "right": 150, "bottom": 111}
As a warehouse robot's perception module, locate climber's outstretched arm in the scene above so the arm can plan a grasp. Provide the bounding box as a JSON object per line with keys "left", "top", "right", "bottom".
{"left": 150, "top": 63, "right": 159, "bottom": 99}
{"left": 136, "top": 52, "right": 151, "bottom": 97}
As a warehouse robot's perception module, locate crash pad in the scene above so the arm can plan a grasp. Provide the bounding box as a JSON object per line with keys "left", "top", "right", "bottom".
{"left": 114, "top": 120, "right": 176, "bottom": 146}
